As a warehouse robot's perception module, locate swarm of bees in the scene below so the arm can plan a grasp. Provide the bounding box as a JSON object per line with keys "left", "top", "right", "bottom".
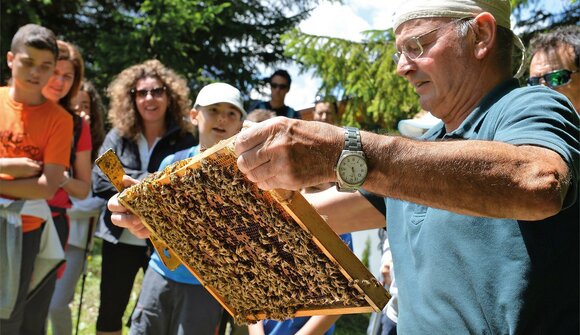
{"left": 119, "top": 142, "right": 385, "bottom": 324}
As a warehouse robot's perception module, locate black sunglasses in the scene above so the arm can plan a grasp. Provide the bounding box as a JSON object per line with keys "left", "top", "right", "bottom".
{"left": 131, "top": 86, "right": 167, "bottom": 98}
{"left": 527, "top": 69, "right": 578, "bottom": 88}
{"left": 270, "top": 83, "right": 289, "bottom": 90}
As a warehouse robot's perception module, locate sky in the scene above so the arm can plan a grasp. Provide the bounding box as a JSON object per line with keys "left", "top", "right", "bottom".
{"left": 253, "top": 0, "right": 571, "bottom": 110}
{"left": 251, "top": 0, "right": 403, "bottom": 110}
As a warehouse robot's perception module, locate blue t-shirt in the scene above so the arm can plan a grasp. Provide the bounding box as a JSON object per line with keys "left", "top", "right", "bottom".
{"left": 387, "top": 80, "right": 579, "bottom": 334}
{"left": 149, "top": 145, "right": 201, "bottom": 285}
{"left": 262, "top": 233, "right": 353, "bottom": 335}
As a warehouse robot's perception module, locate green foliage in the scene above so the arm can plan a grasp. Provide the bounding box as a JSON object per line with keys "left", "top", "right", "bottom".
{"left": 512, "top": 0, "right": 579, "bottom": 46}
{"left": 335, "top": 313, "right": 371, "bottom": 335}
{"left": 284, "top": 28, "right": 419, "bottom": 131}
{"left": 0, "top": 0, "right": 328, "bottom": 102}
{"left": 361, "top": 236, "right": 371, "bottom": 269}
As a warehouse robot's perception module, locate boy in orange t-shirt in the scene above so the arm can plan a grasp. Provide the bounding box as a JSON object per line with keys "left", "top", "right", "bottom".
{"left": 0, "top": 24, "right": 73, "bottom": 334}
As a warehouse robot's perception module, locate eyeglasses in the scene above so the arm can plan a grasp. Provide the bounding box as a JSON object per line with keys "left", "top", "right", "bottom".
{"left": 270, "top": 83, "right": 289, "bottom": 90}
{"left": 393, "top": 17, "right": 470, "bottom": 65}
{"left": 527, "top": 69, "right": 578, "bottom": 88}
{"left": 131, "top": 86, "right": 166, "bottom": 99}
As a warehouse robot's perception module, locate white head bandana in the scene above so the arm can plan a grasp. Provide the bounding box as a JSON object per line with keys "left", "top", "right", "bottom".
{"left": 393, "top": 0, "right": 526, "bottom": 78}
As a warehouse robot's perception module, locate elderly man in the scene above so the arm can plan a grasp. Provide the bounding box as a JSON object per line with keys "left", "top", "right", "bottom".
{"left": 529, "top": 25, "right": 580, "bottom": 112}
{"left": 108, "top": 0, "right": 579, "bottom": 333}
{"left": 234, "top": 1, "right": 579, "bottom": 334}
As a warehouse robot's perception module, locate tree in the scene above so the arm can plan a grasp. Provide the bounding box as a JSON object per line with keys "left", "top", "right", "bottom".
{"left": 512, "top": 0, "right": 580, "bottom": 46}
{"left": 283, "top": 0, "right": 578, "bottom": 131}
{"left": 284, "top": 28, "right": 419, "bottom": 131}
{"left": 1, "top": 0, "right": 334, "bottom": 102}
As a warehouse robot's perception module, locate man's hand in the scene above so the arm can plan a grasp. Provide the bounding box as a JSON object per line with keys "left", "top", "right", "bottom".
{"left": 0, "top": 157, "right": 43, "bottom": 178}
{"left": 107, "top": 175, "right": 150, "bottom": 239}
{"left": 235, "top": 117, "right": 343, "bottom": 190}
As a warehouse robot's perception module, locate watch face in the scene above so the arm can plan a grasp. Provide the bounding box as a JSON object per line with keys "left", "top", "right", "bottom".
{"left": 338, "top": 154, "right": 367, "bottom": 185}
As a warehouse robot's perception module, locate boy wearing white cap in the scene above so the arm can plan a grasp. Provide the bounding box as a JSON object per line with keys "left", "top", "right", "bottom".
{"left": 128, "top": 83, "right": 245, "bottom": 335}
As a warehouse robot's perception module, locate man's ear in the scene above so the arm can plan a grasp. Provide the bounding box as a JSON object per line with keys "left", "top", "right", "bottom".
{"left": 190, "top": 108, "right": 199, "bottom": 125}
{"left": 472, "top": 12, "right": 496, "bottom": 60}
{"left": 7, "top": 51, "right": 13, "bottom": 69}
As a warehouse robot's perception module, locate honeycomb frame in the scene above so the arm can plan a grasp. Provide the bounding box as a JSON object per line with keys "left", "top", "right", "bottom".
{"left": 115, "top": 137, "right": 390, "bottom": 324}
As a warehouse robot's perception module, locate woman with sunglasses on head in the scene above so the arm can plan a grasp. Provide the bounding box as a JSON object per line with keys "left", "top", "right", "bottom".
{"left": 92, "top": 59, "right": 196, "bottom": 335}
{"left": 529, "top": 25, "right": 580, "bottom": 113}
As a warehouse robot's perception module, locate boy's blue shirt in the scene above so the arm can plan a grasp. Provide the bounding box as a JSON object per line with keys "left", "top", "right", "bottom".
{"left": 149, "top": 145, "right": 201, "bottom": 285}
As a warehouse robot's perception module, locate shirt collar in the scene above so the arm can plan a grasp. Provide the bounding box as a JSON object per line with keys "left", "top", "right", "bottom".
{"left": 423, "top": 79, "right": 520, "bottom": 140}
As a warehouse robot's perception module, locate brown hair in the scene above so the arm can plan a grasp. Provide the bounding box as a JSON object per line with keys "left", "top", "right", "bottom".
{"left": 107, "top": 59, "right": 193, "bottom": 141}
{"left": 11, "top": 24, "right": 58, "bottom": 59}
{"left": 77, "top": 80, "right": 106, "bottom": 162}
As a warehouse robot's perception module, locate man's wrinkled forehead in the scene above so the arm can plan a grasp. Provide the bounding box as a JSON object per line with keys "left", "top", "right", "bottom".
{"left": 394, "top": 18, "right": 448, "bottom": 46}
{"left": 395, "top": 17, "right": 444, "bottom": 36}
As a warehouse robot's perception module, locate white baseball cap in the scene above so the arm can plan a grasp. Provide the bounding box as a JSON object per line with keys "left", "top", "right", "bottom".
{"left": 194, "top": 82, "right": 246, "bottom": 118}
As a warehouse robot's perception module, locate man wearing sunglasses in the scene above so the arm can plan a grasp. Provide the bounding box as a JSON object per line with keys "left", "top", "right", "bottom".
{"left": 529, "top": 25, "right": 580, "bottom": 113}
{"left": 248, "top": 69, "right": 301, "bottom": 119}
{"left": 230, "top": 0, "right": 579, "bottom": 334}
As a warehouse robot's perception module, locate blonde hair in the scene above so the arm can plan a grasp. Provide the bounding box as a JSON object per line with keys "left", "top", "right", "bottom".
{"left": 107, "top": 59, "right": 193, "bottom": 141}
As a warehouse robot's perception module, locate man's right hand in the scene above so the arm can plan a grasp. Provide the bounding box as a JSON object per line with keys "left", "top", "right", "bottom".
{"left": 108, "top": 175, "right": 150, "bottom": 239}
{"left": 235, "top": 117, "right": 343, "bottom": 191}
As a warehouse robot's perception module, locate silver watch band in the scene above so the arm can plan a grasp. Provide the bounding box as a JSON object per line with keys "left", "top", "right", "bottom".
{"left": 344, "top": 126, "right": 362, "bottom": 151}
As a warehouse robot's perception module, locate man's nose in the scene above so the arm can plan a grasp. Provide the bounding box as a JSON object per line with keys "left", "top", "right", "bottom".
{"left": 396, "top": 53, "right": 415, "bottom": 77}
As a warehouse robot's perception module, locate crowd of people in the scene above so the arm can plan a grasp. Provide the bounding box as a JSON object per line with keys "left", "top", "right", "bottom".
{"left": 1, "top": 0, "right": 578, "bottom": 334}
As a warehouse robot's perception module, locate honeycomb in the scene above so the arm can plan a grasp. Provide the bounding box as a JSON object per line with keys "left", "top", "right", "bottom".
{"left": 117, "top": 138, "right": 389, "bottom": 324}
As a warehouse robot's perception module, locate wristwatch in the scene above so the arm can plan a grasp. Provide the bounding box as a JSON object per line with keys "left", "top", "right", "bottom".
{"left": 335, "top": 127, "right": 368, "bottom": 192}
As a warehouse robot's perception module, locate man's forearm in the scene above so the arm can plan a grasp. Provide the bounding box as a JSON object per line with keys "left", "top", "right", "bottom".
{"left": 304, "top": 188, "right": 385, "bottom": 234}
{"left": 361, "top": 133, "right": 570, "bottom": 220}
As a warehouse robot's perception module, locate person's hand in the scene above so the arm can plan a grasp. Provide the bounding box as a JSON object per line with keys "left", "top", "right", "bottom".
{"left": 108, "top": 175, "right": 150, "bottom": 239}
{"left": 235, "top": 117, "right": 343, "bottom": 190}
{"left": 380, "top": 260, "right": 393, "bottom": 288}
{"left": 0, "top": 157, "right": 43, "bottom": 178}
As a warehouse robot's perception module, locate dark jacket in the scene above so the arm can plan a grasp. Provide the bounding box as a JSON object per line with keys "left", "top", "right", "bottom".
{"left": 93, "top": 124, "right": 197, "bottom": 241}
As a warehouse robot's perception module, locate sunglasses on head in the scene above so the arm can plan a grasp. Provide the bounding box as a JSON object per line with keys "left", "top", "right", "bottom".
{"left": 270, "top": 83, "right": 289, "bottom": 90}
{"left": 527, "top": 69, "right": 578, "bottom": 88}
{"left": 131, "top": 86, "right": 167, "bottom": 99}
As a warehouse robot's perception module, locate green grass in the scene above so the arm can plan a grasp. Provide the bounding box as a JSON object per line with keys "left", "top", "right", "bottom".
{"left": 50, "top": 239, "right": 370, "bottom": 334}
{"left": 335, "top": 314, "right": 370, "bottom": 335}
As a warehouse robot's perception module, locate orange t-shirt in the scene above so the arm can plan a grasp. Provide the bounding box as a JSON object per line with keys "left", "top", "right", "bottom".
{"left": 0, "top": 86, "right": 73, "bottom": 232}
{"left": 48, "top": 118, "right": 92, "bottom": 209}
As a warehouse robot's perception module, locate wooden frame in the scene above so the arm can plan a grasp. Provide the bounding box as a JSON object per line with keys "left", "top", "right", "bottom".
{"left": 98, "top": 137, "right": 390, "bottom": 324}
